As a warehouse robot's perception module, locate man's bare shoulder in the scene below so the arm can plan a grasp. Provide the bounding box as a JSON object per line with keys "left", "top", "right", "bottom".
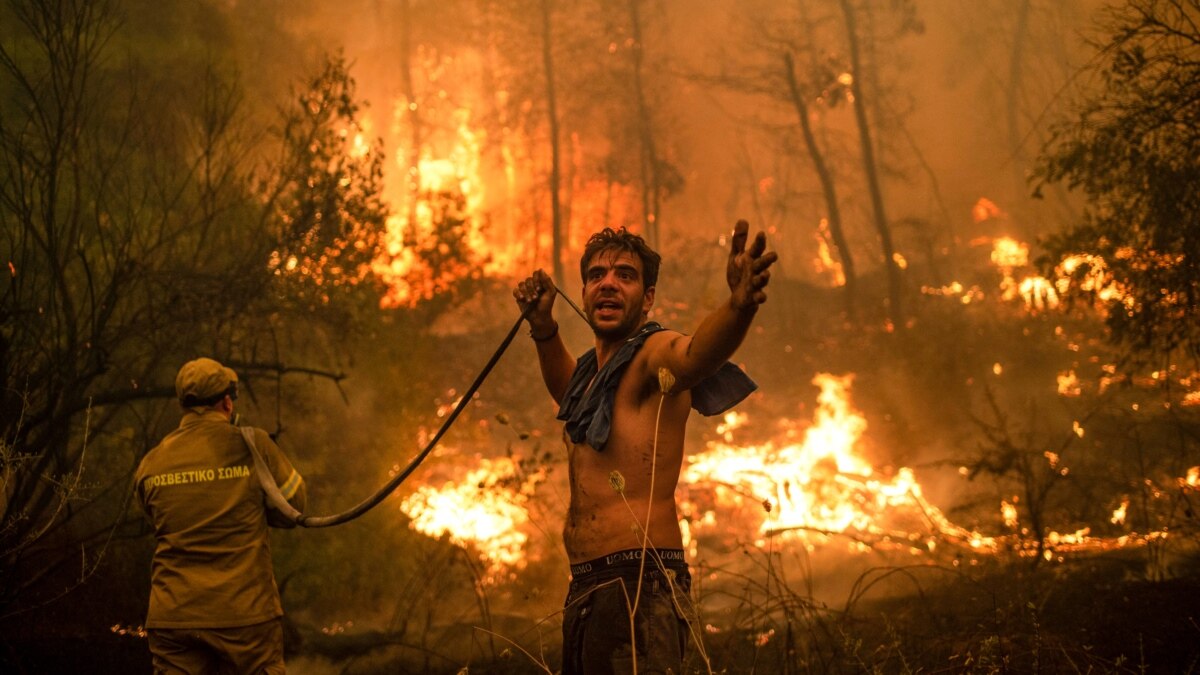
{"left": 642, "top": 327, "right": 685, "bottom": 350}
{"left": 625, "top": 328, "right": 686, "bottom": 385}
{"left": 638, "top": 327, "right": 685, "bottom": 357}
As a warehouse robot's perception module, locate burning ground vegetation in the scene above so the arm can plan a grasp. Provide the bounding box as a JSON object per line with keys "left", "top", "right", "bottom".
{"left": 263, "top": 228, "right": 1200, "bottom": 675}
{"left": 69, "top": 198, "right": 1200, "bottom": 674}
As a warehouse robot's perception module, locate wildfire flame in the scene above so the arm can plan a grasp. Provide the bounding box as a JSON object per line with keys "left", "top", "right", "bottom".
{"left": 925, "top": 232, "right": 1137, "bottom": 315}
{"left": 369, "top": 72, "right": 536, "bottom": 309}
{"left": 371, "top": 105, "right": 496, "bottom": 307}
{"left": 385, "top": 209, "right": 1198, "bottom": 575}
{"left": 398, "top": 455, "right": 545, "bottom": 580}
{"left": 972, "top": 197, "right": 1003, "bottom": 223}
{"left": 681, "top": 373, "right": 1191, "bottom": 563}
{"left": 682, "top": 373, "right": 999, "bottom": 555}
{"left": 396, "top": 372, "right": 1196, "bottom": 577}
{"left": 813, "top": 218, "right": 846, "bottom": 287}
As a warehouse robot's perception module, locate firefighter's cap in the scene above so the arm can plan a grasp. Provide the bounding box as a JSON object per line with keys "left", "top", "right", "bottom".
{"left": 176, "top": 357, "right": 238, "bottom": 406}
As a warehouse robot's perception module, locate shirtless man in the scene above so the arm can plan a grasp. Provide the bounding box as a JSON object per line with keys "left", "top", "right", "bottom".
{"left": 514, "top": 221, "right": 776, "bottom": 674}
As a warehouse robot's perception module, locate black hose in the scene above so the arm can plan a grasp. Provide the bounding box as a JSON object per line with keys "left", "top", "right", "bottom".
{"left": 298, "top": 304, "right": 535, "bottom": 528}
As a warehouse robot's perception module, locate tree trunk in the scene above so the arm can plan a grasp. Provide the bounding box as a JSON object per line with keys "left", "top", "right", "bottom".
{"left": 839, "top": 0, "right": 903, "bottom": 328}
{"left": 398, "top": 0, "right": 423, "bottom": 230}
{"left": 1008, "top": 0, "right": 1032, "bottom": 204}
{"left": 540, "top": 0, "right": 565, "bottom": 287}
{"left": 783, "top": 52, "right": 857, "bottom": 319}
{"left": 627, "top": 0, "right": 660, "bottom": 249}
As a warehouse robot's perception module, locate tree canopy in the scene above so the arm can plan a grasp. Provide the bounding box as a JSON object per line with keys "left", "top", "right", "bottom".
{"left": 1035, "top": 0, "right": 1200, "bottom": 366}
{"left": 0, "top": 0, "right": 389, "bottom": 612}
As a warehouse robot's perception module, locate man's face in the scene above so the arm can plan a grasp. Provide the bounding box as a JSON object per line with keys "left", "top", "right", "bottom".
{"left": 582, "top": 248, "right": 655, "bottom": 340}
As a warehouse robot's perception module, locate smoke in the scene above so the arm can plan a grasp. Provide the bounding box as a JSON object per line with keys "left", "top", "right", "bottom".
{"left": 181, "top": 0, "right": 1191, "bottom": 669}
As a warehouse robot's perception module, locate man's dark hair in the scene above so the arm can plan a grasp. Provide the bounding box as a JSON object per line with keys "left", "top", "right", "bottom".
{"left": 579, "top": 227, "right": 662, "bottom": 289}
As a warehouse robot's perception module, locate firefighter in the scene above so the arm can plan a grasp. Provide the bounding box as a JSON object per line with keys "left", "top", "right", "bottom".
{"left": 135, "top": 357, "right": 306, "bottom": 674}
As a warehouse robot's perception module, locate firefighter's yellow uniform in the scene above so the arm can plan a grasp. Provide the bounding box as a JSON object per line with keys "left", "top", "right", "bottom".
{"left": 135, "top": 358, "right": 306, "bottom": 674}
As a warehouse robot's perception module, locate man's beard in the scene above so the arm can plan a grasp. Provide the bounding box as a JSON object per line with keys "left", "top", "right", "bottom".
{"left": 589, "top": 301, "right": 645, "bottom": 340}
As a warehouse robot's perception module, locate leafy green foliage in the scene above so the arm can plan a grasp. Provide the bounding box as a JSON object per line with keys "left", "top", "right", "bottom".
{"left": 0, "top": 0, "right": 388, "bottom": 614}
{"left": 263, "top": 52, "right": 388, "bottom": 313}
{"left": 1035, "top": 0, "right": 1200, "bottom": 364}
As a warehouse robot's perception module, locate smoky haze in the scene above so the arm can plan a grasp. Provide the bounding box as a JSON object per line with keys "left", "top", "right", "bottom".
{"left": 232, "top": 0, "right": 1111, "bottom": 668}
{"left": 243, "top": 0, "right": 1096, "bottom": 291}
{"left": 13, "top": 0, "right": 1198, "bottom": 673}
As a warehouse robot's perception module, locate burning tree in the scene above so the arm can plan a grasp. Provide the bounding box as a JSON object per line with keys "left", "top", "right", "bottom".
{"left": 467, "top": 0, "right": 685, "bottom": 286}
{"left": 265, "top": 52, "right": 388, "bottom": 313}
{"left": 1035, "top": 0, "right": 1200, "bottom": 367}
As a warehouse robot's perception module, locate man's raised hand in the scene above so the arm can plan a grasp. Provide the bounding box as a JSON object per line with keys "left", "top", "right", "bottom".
{"left": 726, "top": 220, "right": 778, "bottom": 310}
{"left": 514, "top": 269, "right": 558, "bottom": 337}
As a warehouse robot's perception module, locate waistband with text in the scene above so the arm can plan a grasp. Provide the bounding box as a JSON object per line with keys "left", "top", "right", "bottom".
{"left": 570, "top": 548, "right": 687, "bottom": 578}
